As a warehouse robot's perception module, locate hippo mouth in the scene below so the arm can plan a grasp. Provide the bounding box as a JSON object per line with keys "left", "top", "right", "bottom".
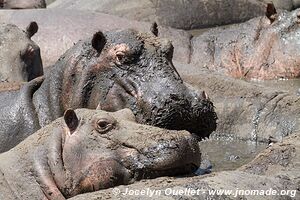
{"left": 135, "top": 163, "right": 199, "bottom": 180}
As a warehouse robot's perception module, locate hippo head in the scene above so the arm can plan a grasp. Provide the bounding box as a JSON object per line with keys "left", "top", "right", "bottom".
{"left": 0, "top": 22, "right": 43, "bottom": 82}
{"left": 44, "top": 109, "right": 200, "bottom": 198}
{"left": 60, "top": 28, "right": 217, "bottom": 138}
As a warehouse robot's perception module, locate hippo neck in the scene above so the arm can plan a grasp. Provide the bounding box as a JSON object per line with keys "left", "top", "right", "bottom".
{"left": 32, "top": 40, "right": 105, "bottom": 127}
{"left": 33, "top": 127, "right": 68, "bottom": 200}
{"left": 32, "top": 64, "right": 66, "bottom": 127}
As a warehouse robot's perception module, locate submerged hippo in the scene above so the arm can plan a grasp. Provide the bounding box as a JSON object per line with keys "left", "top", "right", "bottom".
{"left": 0, "top": 108, "right": 200, "bottom": 199}
{"left": 0, "top": 22, "right": 43, "bottom": 82}
{"left": 191, "top": 5, "right": 300, "bottom": 80}
{"left": 0, "top": 28, "right": 217, "bottom": 153}
{"left": 0, "top": 0, "right": 46, "bottom": 9}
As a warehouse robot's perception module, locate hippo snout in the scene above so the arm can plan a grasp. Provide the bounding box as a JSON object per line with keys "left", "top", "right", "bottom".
{"left": 131, "top": 82, "right": 217, "bottom": 139}
{"left": 114, "top": 122, "right": 201, "bottom": 179}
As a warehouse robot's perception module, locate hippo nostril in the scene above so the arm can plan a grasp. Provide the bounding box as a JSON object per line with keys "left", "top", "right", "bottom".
{"left": 297, "top": 13, "right": 300, "bottom": 24}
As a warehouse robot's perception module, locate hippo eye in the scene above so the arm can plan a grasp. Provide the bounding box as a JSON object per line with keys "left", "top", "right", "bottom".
{"left": 116, "top": 52, "right": 125, "bottom": 65}
{"left": 96, "top": 118, "right": 114, "bottom": 133}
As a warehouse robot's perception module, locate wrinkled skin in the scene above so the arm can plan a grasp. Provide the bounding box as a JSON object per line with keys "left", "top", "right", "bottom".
{"left": 0, "top": 0, "right": 46, "bottom": 9}
{"left": 191, "top": 8, "right": 300, "bottom": 80}
{"left": 0, "top": 22, "right": 43, "bottom": 82}
{"left": 0, "top": 29, "right": 217, "bottom": 153}
{"left": 0, "top": 108, "right": 200, "bottom": 200}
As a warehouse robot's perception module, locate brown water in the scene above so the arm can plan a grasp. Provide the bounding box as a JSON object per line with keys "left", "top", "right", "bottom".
{"left": 198, "top": 78, "right": 299, "bottom": 172}
{"left": 199, "top": 138, "right": 267, "bottom": 172}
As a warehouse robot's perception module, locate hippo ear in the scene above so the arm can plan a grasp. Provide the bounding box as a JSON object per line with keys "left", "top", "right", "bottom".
{"left": 64, "top": 109, "right": 79, "bottom": 134}
{"left": 92, "top": 31, "right": 106, "bottom": 53}
{"left": 266, "top": 3, "right": 277, "bottom": 23}
{"left": 150, "top": 22, "right": 158, "bottom": 37}
{"left": 26, "top": 21, "right": 38, "bottom": 38}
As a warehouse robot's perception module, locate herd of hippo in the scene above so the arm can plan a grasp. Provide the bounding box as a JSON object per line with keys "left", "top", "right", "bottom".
{"left": 0, "top": 0, "right": 299, "bottom": 199}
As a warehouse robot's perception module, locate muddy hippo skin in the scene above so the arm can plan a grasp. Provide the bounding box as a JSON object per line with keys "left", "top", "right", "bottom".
{"left": 191, "top": 7, "right": 300, "bottom": 80}
{"left": 48, "top": 0, "right": 268, "bottom": 30}
{"left": 0, "top": 29, "right": 217, "bottom": 153}
{"left": 0, "top": 108, "right": 200, "bottom": 199}
{"left": 0, "top": 0, "right": 46, "bottom": 9}
{"left": 0, "top": 22, "right": 43, "bottom": 82}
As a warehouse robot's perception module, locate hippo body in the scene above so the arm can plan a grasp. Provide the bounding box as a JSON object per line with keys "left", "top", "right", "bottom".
{"left": 0, "top": 29, "right": 217, "bottom": 153}
{"left": 0, "top": 108, "right": 200, "bottom": 199}
{"left": 47, "top": 0, "right": 300, "bottom": 30}
{"left": 191, "top": 8, "right": 300, "bottom": 80}
{"left": 0, "top": 22, "right": 43, "bottom": 82}
{"left": 48, "top": 0, "right": 267, "bottom": 30}
{"left": 0, "top": 0, "right": 46, "bottom": 9}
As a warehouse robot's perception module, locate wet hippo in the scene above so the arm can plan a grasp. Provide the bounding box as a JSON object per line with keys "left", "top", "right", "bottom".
{"left": 0, "top": 108, "right": 200, "bottom": 199}
{"left": 47, "top": 0, "right": 272, "bottom": 30}
{"left": 47, "top": 0, "right": 300, "bottom": 30}
{"left": 0, "top": 22, "right": 43, "bottom": 82}
{"left": 0, "top": 28, "right": 217, "bottom": 153}
{"left": 0, "top": 0, "right": 46, "bottom": 9}
{"left": 190, "top": 6, "right": 300, "bottom": 80}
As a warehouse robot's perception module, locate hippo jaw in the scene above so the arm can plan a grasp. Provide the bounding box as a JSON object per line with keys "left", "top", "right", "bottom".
{"left": 45, "top": 109, "right": 200, "bottom": 198}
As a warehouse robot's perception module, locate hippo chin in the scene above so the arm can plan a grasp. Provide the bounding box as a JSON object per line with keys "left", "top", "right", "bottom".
{"left": 0, "top": 108, "right": 200, "bottom": 199}
{"left": 0, "top": 22, "right": 43, "bottom": 82}
{"left": 0, "top": 28, "right": 217, "bottom": 153}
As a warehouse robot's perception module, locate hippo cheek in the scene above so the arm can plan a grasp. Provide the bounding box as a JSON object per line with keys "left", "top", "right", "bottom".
{"left": 99, "top": 83, "right": 136, "bottom": 111}
{"left": 69, "top": 159, "right": 132, "bottom": 196}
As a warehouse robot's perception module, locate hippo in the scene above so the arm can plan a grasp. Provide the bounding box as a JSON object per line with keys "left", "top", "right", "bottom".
{"left": 0, "top": 28, "right": 217, "bottom": 153}
{"left": 47, "top": 0, "right": 273, "bottom": 30}
{"left": 0, "top": 22, "right": 43, "bottom": 82}
{"left": 0, "top": 0, "right": 46, "bottom": 9}
{"left": 47, "top": 0, "right": 300, "bottom": 30}
{"left": 0, "top": 9, "right": 192, "bottom": 67}
{"left": 190, "top": 5, "right": 300, "bottom": 80}
{"left": 0, "top": 108, "right": 200, "bottom": 199}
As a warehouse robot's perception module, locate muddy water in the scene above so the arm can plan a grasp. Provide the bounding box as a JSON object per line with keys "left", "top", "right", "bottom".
{"left": 199, "top": 138, "right": 267, "bottom": 172}
{"left": 197, "top": 78, "right": 299, "bottom": 172}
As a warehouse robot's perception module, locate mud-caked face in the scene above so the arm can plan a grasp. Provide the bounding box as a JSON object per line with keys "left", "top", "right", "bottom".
{"left": 60, "top": 109, "right": 200, "bottom": 198}
{"left": 0, "top": 22, "right": 43, "bottom": 82}
{"left": 93, "top": 30, "right": 217, "bottom": 138}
